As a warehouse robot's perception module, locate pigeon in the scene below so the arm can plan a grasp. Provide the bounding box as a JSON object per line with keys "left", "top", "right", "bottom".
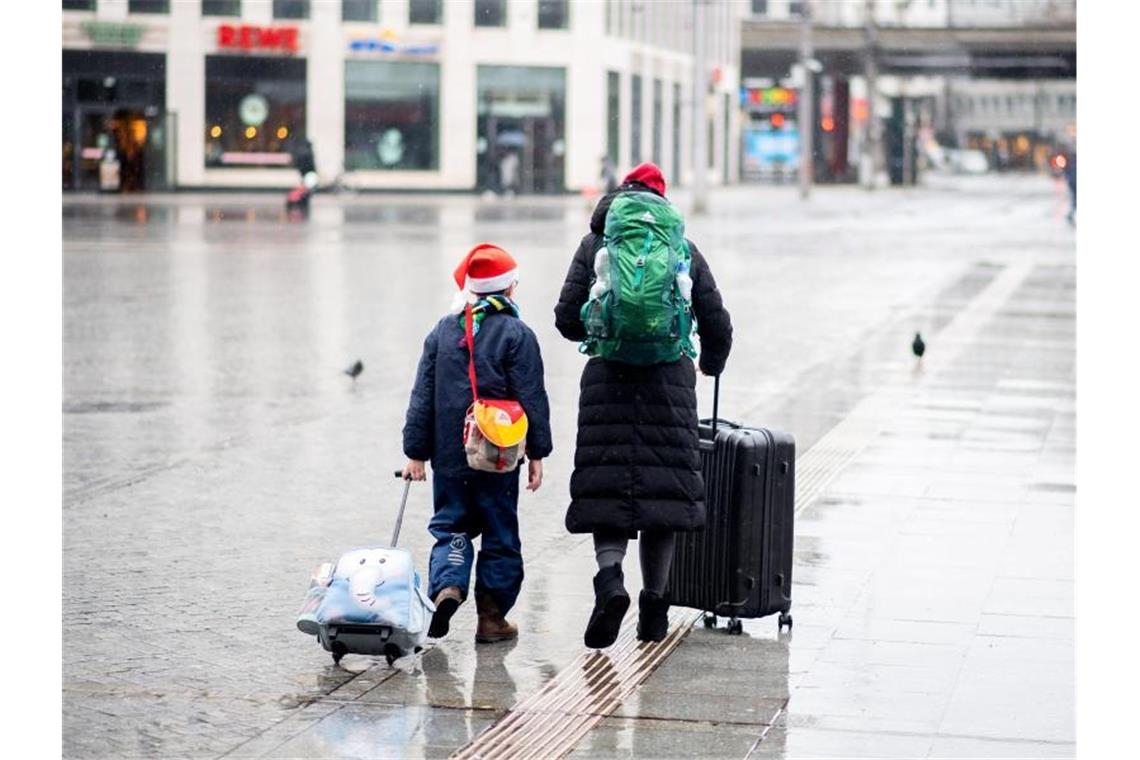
{"left": 911, "top": 333, "right": 926, "bottom": 359}
{"left": 344, "top": 360, "right": 364, "bottom": 382}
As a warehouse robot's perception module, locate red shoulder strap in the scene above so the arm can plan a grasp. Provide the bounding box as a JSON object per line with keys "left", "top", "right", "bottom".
{"left": 465, "top": 303, "right": 478, "bottom": 402}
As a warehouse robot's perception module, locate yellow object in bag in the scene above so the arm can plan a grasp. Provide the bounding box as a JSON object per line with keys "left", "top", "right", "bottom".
{"left": 473, "top": 399, "right": 529, "bottom": 447}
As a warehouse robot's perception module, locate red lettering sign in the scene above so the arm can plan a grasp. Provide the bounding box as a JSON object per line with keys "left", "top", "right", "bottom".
{"left": 216, "top": 24, "right": 299, "bottom": 54}
{"left": 259, "top": 27, "right": 281, "bottom": 49}
{"left": 280, "top": 27, "right": 298, "bottom": 53}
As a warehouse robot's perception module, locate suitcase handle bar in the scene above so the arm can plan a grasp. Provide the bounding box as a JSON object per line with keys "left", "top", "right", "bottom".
{"left": 391, "top": 470, "right": 413, "bottom": 547}
{"left": 712, "top": 375, "right": 720, "bottom": 436}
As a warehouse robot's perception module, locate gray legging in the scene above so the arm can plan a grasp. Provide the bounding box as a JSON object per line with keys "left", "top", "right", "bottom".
{"left": 593, "top": 529, "right": 676, "bottom": 595}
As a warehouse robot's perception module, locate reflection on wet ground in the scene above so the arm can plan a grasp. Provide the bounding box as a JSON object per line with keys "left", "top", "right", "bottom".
{"left": 63, "top": 177, "right": 1073, "bottom": 758}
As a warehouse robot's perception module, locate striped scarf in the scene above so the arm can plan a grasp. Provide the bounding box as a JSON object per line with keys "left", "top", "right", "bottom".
{"left": 458, "top": 294, "right": 520, "bottom": 337}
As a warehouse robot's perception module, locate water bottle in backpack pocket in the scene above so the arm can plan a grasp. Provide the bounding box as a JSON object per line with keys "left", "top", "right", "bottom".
{"left": 579, "top": 191, "right": 697, "bottom": 365}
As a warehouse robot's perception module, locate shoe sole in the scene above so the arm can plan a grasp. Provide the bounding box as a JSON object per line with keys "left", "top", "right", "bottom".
{"left": 428, "top": 597, "right": 460, "bottom": 639}
{"left": 474, "top": 631, "right": 519, "bottom": 644}
{"left": 584, "top": 594, "right": 631, "bottom": 649}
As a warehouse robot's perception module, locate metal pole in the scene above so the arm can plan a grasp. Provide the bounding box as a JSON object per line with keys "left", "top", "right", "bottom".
{"left": 692, "top": 0, "right": 708, "bottom": 215}
{"left": 861, "top": 0, "right": 882, "bottom": 189}
{"left": 798, "top": 3, "right": 814, "bottom": 200}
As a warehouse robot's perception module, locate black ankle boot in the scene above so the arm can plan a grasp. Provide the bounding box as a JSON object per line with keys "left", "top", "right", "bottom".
{"left": 637, "top": 591, "right": 670, "bottom": 642}
{"left": 583, "top": 564, "right": 631, "bottom": 649}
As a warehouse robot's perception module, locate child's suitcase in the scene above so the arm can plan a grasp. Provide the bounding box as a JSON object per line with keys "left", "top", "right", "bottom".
{"left": 296, "top": 472, "right": 436, "bottom": 665}
{"left": 667, "top": 377, "right": 796, "bottom": 634}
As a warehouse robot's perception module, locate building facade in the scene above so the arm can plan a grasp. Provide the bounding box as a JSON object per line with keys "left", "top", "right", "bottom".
{"left": 62, "top": 0, "right": 743, "bottom": 193}
{"left": 738, "top": 0, "right": 1076, "bottom": 184}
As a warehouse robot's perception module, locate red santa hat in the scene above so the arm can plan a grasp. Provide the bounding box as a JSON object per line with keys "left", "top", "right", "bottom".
{"left": 623, "top": 162, "right": 667, "bottom": 196}
{"left": 453, "top": 243, "right": 519, "bottom": 296}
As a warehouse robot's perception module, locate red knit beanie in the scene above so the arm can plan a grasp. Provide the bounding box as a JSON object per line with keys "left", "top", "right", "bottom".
{"left": 453, "top": 243, "right": 519, "bottom": 295}
{"left": 623, "top": 162, "right": 667, "bottom": 196}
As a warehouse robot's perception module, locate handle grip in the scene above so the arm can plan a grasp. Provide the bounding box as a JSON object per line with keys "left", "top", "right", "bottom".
{"left": 712, "top": 375, "right": 721, "bottom": 436}
{"left": 390, "top": 469, "right": 416, "bottom": 546}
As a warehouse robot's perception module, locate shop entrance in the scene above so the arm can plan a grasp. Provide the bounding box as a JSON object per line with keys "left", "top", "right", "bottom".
{"left": 476, "top": 66, "right": 565, "bottom": 195}
{"left": 63, "top": 50, "right": 169, "bottom": 192}
{"left": 73, "top": 107, "right": 167, "bottom": 192}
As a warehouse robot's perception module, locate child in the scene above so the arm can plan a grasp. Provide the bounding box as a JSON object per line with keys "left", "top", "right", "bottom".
{"left": 402, "top": 243, "right": 552, "bottom": 643}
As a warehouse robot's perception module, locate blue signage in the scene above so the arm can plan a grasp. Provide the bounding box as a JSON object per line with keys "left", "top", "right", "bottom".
{"left": 349, "top": 38, "right": 439, "bottom": 56}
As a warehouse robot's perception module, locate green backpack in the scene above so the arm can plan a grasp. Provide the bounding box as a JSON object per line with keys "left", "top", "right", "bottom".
{"left": 579, "top": 192, "right": 697, "bottom": 365}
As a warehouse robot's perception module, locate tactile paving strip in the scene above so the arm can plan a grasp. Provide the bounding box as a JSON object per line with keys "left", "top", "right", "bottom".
{"left": 452, "top": 609, "right": 701, "bottom": 760}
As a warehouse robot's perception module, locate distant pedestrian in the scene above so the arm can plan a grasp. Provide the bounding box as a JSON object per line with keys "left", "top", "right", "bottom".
{"left": 402, "top": 244, "right": 552, "bottom": 644}
{"left": 292, "top": 138, "right": 316, "bottom": 182}
{"left": 600, "top": 155, "right": 617, "bottom": 193}
{"left": 499, "top": 150, "right": 520, "bottom": 196}
{"left": 554, "top": 162, "right": 733, "bottom": 648}
{"left": 1064, "top": 150, "right": 1076, "bottom": 224}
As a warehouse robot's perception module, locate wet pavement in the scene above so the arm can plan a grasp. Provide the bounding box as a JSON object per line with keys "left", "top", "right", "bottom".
{"left": 63, "top": 174, "right": 1074, "bottom": 758}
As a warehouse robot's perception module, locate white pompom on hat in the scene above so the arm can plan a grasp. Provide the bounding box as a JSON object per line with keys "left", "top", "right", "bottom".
{"left": 453, "top": 243, "right": 519, "bottom": 297}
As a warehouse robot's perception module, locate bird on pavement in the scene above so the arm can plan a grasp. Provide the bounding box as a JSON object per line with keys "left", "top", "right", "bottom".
{"left": 911, "top": 333, "right": 926, "bottom": 359}
{"left": 344, "top": 360, "right": 364, "bottom": 382}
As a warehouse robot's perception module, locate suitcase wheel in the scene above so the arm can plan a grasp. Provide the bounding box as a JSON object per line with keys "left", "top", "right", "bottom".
{"left": 702, "top": 614, "right": 718, "bottom": 629}
{"left": 331, "top": 642, "right": 347, "bottom": 665}
{"left": 778, "top": 612, "right": 793, "bottom": 632}
{"left": 727, "top": 618, "right": 743, "bottom": 636}
{"left": 384, "top": 644, "right": 402, "bottom": 667}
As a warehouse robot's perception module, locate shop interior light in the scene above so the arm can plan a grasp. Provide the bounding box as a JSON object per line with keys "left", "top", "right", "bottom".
{"left": 210, "top": 125, "right": 222, "bottom": 138}
{"left": 276, "top": 126, "right": 289, "bottom": 139}
{"left": 245, "top": 126, "right": 257, "bottom": 139}
{"left": 821, "top": 116, "right": 835, "bottom": 132}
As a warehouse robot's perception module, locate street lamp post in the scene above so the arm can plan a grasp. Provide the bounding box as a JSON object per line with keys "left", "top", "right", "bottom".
{"left": 692, "top": 0, "right": 708, "bottom": 215}
{"left": 798, "top": 2, "right": 814, "bottom": 200}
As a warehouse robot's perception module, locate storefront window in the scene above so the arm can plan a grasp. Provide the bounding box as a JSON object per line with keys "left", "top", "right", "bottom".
{"left": 129, "top": 0, "right": 169, "bottom": 13}
{"left": 409, "top": 0, "right": 442, "bottom": 24}
{"left": 476, "top": 65, "right": 566, "bottom": 194}
{"left": 672, "top": 82, "right": 681, "bottom": 183}
{"left": 342, "top": 0, "right": 377, "bottom": 22}
{"left": 606, "top": 71, "right": 620, "bottom": 164}
{"left": 63, "top": 1, "right": 95, "bottom": 10}
{"left": 273, "top": 0, "right": 309, "bottom": 20}
{"left": 631, "top": 74, "right": 642, "bottom": 164}
{"left": 204, "top": 56, "right": 306, "bottom": 169}
{"left": 475, "top": 0, "right": 506, "bottom": 27}
{"left": 344, "top": 61, "right": 439, "bottom": 171}
{"left": 202, "top": 0, "right": 241, "bottom": 16}
{"left": 538, "top": 0, "right": 568, "bottom": 29}
{"left": 652, "top": 78, "right": 663, "bottom": 166}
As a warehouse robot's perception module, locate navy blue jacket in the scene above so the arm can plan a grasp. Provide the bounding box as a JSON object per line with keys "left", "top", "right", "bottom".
{"left": 403, "top": 310, "right": 553, "bottom": 476}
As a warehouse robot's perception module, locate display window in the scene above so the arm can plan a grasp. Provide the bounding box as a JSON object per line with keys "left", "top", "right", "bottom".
{"left": 204, "top": 55, "right": 306, "bottom": 168}
{"left": 344, "top": 60, "right": 439, "bottom": 171}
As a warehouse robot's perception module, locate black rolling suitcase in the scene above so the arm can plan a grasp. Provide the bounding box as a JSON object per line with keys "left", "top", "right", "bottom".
{"left": 667, "top": 377, "right": 796, "bottom": 634}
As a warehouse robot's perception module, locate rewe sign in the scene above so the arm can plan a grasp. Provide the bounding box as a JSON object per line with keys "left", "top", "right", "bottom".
{"left": 217, "top": 24, "right": 299, "bottom": 54}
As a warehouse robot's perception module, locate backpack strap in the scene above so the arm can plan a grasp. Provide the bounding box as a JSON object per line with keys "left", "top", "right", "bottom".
{"left": 465, "top": 303, "right": 478, "bottom": 403}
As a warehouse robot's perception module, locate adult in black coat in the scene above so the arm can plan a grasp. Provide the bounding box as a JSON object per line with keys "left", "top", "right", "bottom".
{"left": 553, "top": 162, "right": 732, "bottom": 647}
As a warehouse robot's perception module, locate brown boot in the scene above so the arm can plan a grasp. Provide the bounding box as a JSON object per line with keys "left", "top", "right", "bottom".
{"left": 475, "top": 592, "right": 518, "bottom": 643}
{"left": 429, "top": 586, "right": 464, "bottom": 639}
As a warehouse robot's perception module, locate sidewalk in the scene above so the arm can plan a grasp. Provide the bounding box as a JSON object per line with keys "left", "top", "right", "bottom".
{"left": 63, "top": 175, "right": 1074, "bottom": 758}
{"left": 574, "top": 259, "right": 1075, "bottom": 758}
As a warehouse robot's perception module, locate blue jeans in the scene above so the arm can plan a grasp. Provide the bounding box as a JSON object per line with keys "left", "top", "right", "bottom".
{"left": 428, "top": 470, "right": 523, "bottom": 616}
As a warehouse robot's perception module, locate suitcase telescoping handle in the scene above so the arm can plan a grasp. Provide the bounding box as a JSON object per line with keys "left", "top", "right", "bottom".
{"left": 391, "top": 471, "right": 414, "bottom": 547}
{"left": 712, "top": 375, "right": 721, "bottom": 437}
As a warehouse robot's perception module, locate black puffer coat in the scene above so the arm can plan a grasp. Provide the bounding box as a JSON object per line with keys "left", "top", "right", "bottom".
{"left": 554, "top": 182, "right": 733, "bottom": 534}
